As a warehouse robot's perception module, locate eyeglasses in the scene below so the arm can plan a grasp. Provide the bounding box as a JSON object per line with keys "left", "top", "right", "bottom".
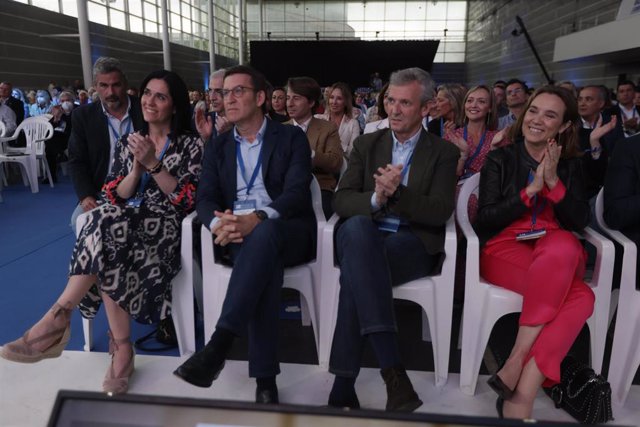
{"left": 507, "top": 88, "right": 523, "bottom": 96}
{"left": 221, "top": 86, "right": 255, "bottom": 99}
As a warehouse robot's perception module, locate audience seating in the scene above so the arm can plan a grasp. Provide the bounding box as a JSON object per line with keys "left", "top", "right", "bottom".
{"left": 457, "top": 173, "right": 615, "bottom": 395}
{"left": 76, "top": 210, "right": 199, "bottom": 356}
{"left": 595, "top": 189, "right": 640, "bottom": 407}
{"left": 317, "top": 213, "right": 457, "bottom": 386}
{"left": 199, "top": 177, "right": 326, "bottom": 356}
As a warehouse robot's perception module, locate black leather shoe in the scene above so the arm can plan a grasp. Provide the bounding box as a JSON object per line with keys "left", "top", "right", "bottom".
{"left": 328, "top": 394, "right": 360, "bottom": 410}
{"left": 173, "top": 348, "right": 225, "bottom": 388}
{"left": 380, "top": 365, "right": 423, "bottom": 412}
{"left": 256, "top": 387, "right": 279, "bottom": 404}
{"left": 487, "top": 373, "right": 514, "bottom": 400}
{"left": 496, "top": 397, "right": 504, "bottom": 419}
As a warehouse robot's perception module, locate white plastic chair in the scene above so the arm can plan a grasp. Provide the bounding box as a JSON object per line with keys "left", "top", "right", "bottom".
{"left": 317, "top": 213, "right": 457, "bottom": 386}
{"left": 0, "top": 120, "right": 6, "bottom": 137}
{"left": 0, "top": 117, "right": 54, "bottom": 193}
{"left": 76, "top": 210, "right": 198, "bottom": 356}
{"left": 457, "top": 173, "right": 614, "bottom": 395}
{"left": 595, "top": 189, "right": 640, "bottom": 406}
{"left": 200, "top": 177, "right": 326, "bottom": 355}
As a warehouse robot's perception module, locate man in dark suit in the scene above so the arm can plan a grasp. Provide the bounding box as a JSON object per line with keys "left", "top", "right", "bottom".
{"left": 67, "top": 57, "right": 143, "bottom": 230}
{"left": 604, "top": 133, "right": 640, "bottom": 288}
{"left": 327, "top": 67, "right": 459, "bottom": 412}
{"left": 0, "top": 81, "right": 25, "bottom": 126}
{"left": 285, "top": 76, "right": 343, "bottom": 218}
{"left": 605, "top": 80, "right": 640, "bottom": 144}
{"left": 174, "top": 65, "right": 316, "bottom": 404}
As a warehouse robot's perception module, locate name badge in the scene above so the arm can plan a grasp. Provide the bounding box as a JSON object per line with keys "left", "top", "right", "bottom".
{"left": 516, "top": 229, "right": 546, "bottom": 241}
{"left": 233, "top": 199, "right": 257, "bottom": 215}
{"left": 377, "top": 215, "right": 401, "bottom": 233}
{"left": 126, "top": 197, "right": 143, "bottom": 208}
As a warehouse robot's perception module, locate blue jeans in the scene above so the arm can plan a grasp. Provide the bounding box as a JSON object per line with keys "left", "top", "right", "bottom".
{"left": 329, "top": 216, "right": 439, "bottom": 377}
{"left": 215, "top": 217, "right": 315, "bottom": 378}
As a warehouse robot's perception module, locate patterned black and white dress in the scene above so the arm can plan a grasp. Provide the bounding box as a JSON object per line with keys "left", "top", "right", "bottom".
{"left": 70, "top": 133, "right": 203, "bottom": 324}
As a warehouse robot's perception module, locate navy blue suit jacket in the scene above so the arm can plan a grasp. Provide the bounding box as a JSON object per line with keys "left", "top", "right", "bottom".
{"left": 196, "top": 118, "right": 315, "bottom": 229}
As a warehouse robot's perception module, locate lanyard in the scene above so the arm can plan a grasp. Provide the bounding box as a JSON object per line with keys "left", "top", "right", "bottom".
{"left": 134, "top": 136, "right": 171, "bottom": 196}
{"left": 462, "top": 126, "right": 487, "bottom": 172}
{"left": 236, "top": 141, "right": 264, "bottom": 196}
{"left": 527, "top": 169, "right": 546, "bottom": 230}
{"left": 106, "top": 116, "right": 132, "bottom": 142}
{"left": 400, "top": 149, "right": 415, "bottom": 182}
{"left": 439, "top": 117, "right": 445, "bottom": 138}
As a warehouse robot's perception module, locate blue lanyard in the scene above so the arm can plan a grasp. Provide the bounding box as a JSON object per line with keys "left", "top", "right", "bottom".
{"left": 527, "top": 169, "right": 546, "bottom": 229}
{"left": 400, "top": 149, "right": 415, "bottom": 182}
{"left": 106, "top": 116, "right": 132, "bottom": 142}
{"left": 236, "top": 141, "right": 264, "bottom": 196}
{"left": 462, "top": 126, "right": 487, "bottom": 172}
{"left": 439, "top": 117, "right": 444, "bottom": 138}
{"left": 135, "top": 136, "right": 171, "bottom": 196}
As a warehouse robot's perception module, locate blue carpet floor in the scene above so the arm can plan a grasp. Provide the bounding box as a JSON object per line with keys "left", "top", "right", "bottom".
{"left": 0, "top": 174, "right": 176, "bottom": 357}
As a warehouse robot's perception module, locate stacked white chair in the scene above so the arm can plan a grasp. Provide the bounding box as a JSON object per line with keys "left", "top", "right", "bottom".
{"left": 318, "top": 213, "right": 457, "bottom": 386}
{"left": 77, "top": 210, "right": 198, "bottom": 356}
{"left": 199, "top": 177, "right": 326, "bottom": 356}
{"left": 595, "top": 189, "right": 640, "bottom": 406}
{"left": 456, "top": 173, "right": 615, "bottom": 395}
{"left": 0, "top": 117, "right": 54, "bottom": 193}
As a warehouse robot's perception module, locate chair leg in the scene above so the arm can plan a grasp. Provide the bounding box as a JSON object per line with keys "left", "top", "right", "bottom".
{"left": 82, "top": 317, "right": 94, "bottom": 351}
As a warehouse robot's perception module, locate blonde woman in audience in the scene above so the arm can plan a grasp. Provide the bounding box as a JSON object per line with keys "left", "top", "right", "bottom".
{"left": 315, "top": 82, "right": 360, "bottom": 158}
{"left": 445, "top": 85, "right": 503, "bottom": 180}
{"left": 427, "top": 83, "right": 466, "bottom": 138}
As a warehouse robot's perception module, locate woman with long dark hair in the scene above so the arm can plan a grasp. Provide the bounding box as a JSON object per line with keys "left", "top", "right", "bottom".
{"left": 1, "top": 70, "right": 204, "bottom": 395}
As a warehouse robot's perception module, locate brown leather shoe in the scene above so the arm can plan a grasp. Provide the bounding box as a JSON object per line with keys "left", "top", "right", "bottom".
{"left": 1, "top": 302, "right": 71, "bottom": 363}
{"left": 380, "top": 365, "right": 423, "bottom": 412}
{"left": 103, "top": 331, "right": 135, "bottom": 395}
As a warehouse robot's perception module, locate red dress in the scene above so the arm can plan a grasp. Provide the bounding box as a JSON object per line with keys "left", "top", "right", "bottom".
{"left": 479, "top": 181, "right": 595, "bottom": 386}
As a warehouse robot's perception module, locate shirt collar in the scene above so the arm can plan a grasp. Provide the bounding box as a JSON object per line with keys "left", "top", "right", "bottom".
{"left": 292, "top": 116, "right": 312, "bottom": 132}
{"left": 100, "top": 97, "right": 131, "bottom": 120}
{"left": 391, "top": 127, "right": 422, "bottom": 152}
{"left": 234, "top": 117, "right": 268, "bottom": 145}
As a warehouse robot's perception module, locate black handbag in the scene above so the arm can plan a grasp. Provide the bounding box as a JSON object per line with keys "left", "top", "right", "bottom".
{"left": 544, "top": 356, "right": 614, "bottom": 424}
{"left": 134, "top": 315, "right": 178, "bottom": 352}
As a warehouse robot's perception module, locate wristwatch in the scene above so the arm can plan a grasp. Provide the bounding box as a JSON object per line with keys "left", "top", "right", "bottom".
{"left": 254, "top": 210, "right": 268, "bottom": 221}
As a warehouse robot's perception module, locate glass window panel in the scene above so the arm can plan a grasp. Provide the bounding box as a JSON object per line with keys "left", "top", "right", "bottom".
{"left": 110, "top": 9, "right": 127, "bottom": 30}
{"left": 171, "top": 12, "right": 181, "bottom": 31}
{"left": 129, "top": 15, "right": 144, "bottom": 33}
{"left": 406, "top": 2, "right": 427, "bottom": 21}
{"left": 144, "top": 1, "right": 158, "bottom": 22}
{"left": 129, "top": 0, "right": 143, "bottom": 17}
{"left": 444, "top": 41, "right": 466, "bottom": 52}
{"left": 346, "top": 3, "right": 364, "bottom": 21}
{"left": 363, "top": 1, "right": 385, "bottom": 20}
{"left": 12, "top": 0, "right": 28, "bottom": 4}
{"left": 145, "top": 19, "right": 159, "bottom": 37}
{"left": 265, "top": 3, "right": 284, "bottom": 21}
{"left": 403, "top": 20, "right": 425, "bottom": 33}
{"left": 182, "top": 16, "right": 191, "bottom": 33}
{"left": 32, "top": 0, "right": 58, "bottom": 12}
{"left": 446, "top": 20, "right": 466, "bottom": 31}
{"left": 324, "top": 2, "right": 344, "bottom": 20}
{"left": 426, "top": 2, "right": 447, "bottom": 20}
{"left": 305, "top": 2, "right": 324, "bottom": 20}
{"left": 285, "top": 21, "right": 304, "bottom": 34}
{"left": 364, "top": 20, "right": 385, "bottom": 33}
{"left": 384, "top": 2, "right": 404, "bottom": 21}
{"left": 87, "top": 2, "right": 108, "bottom": 25}
{"left": 425, "top": 20, "right": 446, "bottom": 32}
{"left": 384, "top": 31, "right": 406, "bottom": 39}
{"left": 109, "top": 0, "right": 126, "bottom": 12}
{"left": 169, "top": 0, "right": 181, "bottom": 13}
{"left": 61, "top": 0, "right": 78, "bottom": 18}
{"left": 434, "top": 52, "right": 445, "bottom": 62}
{"left": 183, "top": 3, "right": 192, "bottom": 19}
{"left": 447, "top": 1, "right": 467, "bottom": 19}
{"left": 446, "top": 52, "right": 465, "bottom": 62}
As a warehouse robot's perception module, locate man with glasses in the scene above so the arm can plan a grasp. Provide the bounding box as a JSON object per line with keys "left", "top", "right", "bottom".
{"left": 174, "top": 65, "right": 316, "bottom": 405}
{"left": 195, "top": 68, "right": 231, "bottom": 143}
{"left": 498, "top": 78, "right": 528, "bottom": 130}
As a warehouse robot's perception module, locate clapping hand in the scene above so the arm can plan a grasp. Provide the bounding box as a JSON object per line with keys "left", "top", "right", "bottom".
{"left": 374, "top": 164, "right": 403, "bottom": 206}
{"left": 195, "top": 108, "right": 213, "bottom": 141}
{"left": 543, "top": 139, "right": 562, "bottom": 189}
{"left": 127, "top": 132, "right": 157, "bottom": 172}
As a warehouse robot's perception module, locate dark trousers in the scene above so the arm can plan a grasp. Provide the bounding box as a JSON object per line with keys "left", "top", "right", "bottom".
{"left": 216, "top": 217, "right": 315, "bottom": 378}
{"left": 329, "top": 216, "right": 439, "bottom": 377}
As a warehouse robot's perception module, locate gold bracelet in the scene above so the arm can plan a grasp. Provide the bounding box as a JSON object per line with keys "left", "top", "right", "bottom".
{"left": 147, "top": 160, "right": 163, "bottom": 175}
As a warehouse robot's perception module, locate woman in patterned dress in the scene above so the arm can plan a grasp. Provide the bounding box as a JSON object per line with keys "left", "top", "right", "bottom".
{"left": 1, "top": 69, "right": 203, "bottom": 395}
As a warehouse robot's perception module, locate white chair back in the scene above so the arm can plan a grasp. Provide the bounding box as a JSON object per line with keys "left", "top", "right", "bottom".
{"left": 0, "top": 120, "right": 6, "bottom": 138}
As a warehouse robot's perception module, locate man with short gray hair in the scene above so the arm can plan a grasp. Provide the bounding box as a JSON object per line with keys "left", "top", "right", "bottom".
{"left": 195, "top": 68, "right": 231, "bottom": 143}
{"left": 327, "top": 67, "right": 458, "bottom": 412}
{"left": 67, "top": 56, "right": 144, "bottom": 230}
